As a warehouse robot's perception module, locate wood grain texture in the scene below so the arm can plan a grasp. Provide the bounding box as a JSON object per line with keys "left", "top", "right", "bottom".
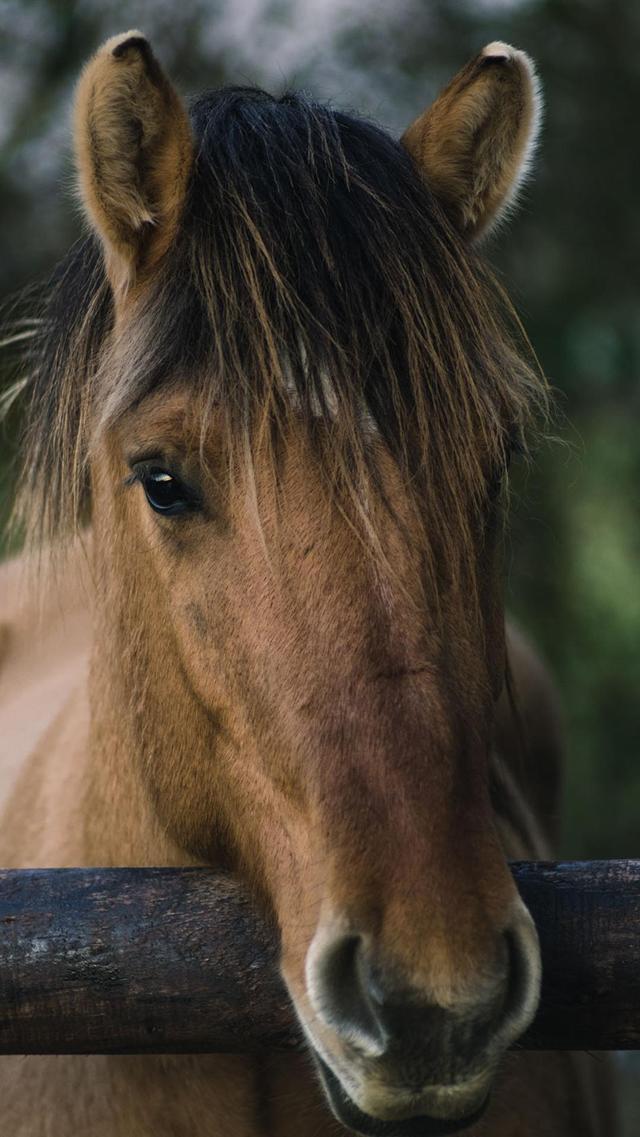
{"left": 0, "top": 861, "right": 638, "bottom": 1054}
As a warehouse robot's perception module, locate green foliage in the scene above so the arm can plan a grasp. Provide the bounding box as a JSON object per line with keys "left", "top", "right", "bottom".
{"left": 508, "top": 411, "right": 640, "bottom": 858}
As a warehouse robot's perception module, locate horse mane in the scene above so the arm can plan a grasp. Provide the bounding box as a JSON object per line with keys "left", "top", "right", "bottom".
{"left": 4, "top": 86, "right": 546, "bottom": 580}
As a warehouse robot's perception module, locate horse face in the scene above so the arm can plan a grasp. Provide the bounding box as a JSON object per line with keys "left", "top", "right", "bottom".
{"left": 77, "top": 32, "right": 543, "bottom": 1133}
{"left": 97, "top": 381, "right": 537, "bottom": 1132}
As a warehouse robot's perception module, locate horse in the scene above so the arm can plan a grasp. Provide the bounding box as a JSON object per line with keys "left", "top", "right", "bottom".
{"left": 0, "top": 32, "right": 615, "bottom": 1137}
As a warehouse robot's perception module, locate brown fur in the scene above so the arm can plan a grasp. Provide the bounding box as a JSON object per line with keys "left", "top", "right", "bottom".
{"left": 0, "top": 35, "right": 615, "bottom": 1137}
{"left": 74, "top": 31, "right": 193, "bottom": 294}
{"left": 0, "top": 547, "right": 613, "bottom": 1135}
{"left": 14, "top": 56, "right": 546, "bottom": 573}
{"left": 402, "top": 43, "right": 541, "bottom": 239}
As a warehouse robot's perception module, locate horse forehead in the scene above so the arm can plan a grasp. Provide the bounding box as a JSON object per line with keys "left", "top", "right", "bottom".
{"left": 282, "top": 356, "right": 378, "bottom": 434}
{"left": 114, "top": 365, "right": 379, "bottom": 450}
{"left": 113, "top": 386, "right": 202, "bottom": 456}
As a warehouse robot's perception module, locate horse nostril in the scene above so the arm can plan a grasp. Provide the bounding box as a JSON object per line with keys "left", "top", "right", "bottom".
{"left": 307, "top": 928, "right": 470, "bottom": 1065}
{"left": 306, "top": 931, "right": 389, "bottom": 1058}
{"left": 495, "top": 907, "right": 541, "bottom": 1047}
{"left": 305, "top": 908, "right": 541, "bottom": 1070}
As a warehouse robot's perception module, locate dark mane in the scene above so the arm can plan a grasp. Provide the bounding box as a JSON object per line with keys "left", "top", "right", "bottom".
{"left": 6, "top": 86, "right": 546, "bottom": 574}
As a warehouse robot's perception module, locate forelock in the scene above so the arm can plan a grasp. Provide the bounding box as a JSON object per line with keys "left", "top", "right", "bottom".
{"left": 6, "top": 86, "right": 547, "bottom": 577}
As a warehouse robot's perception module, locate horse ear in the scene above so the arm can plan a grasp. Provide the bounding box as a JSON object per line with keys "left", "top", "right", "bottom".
{"left": 74, "top": 31, "right": 193, "bottom": 294}
{"left": 401, "top": 43, "right": 541, "bottom": 240}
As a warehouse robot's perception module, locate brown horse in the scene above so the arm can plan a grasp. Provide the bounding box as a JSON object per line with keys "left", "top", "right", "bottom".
{"left": 0, "top": 32, "right": 614, "bottom": 1137}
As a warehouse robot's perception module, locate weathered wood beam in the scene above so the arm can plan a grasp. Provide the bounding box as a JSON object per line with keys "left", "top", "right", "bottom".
{"left": 0, "top": 861, "right": 638, "bottom": 1054}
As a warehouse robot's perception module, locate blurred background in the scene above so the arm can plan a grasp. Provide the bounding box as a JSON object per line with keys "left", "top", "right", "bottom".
{"left": 0, "top": 0, "right": 637, "bottom": 1128}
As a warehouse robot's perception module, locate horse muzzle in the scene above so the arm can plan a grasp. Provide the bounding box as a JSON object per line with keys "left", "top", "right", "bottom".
{"left": 315, "top": 1056, "right": 490, "bottom": 1136}
{"left": 295, "top": 898, "right": 541, "bottom": 1134}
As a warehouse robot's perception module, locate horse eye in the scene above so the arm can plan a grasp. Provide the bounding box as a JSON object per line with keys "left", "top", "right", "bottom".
{"left": 138, "top": 467, "right": 199, "bottom": 517}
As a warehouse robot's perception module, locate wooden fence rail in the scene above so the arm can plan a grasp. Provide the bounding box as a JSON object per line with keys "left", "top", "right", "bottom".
{"left": 0, "top": 861, "right": 639, "bottom": 1055}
